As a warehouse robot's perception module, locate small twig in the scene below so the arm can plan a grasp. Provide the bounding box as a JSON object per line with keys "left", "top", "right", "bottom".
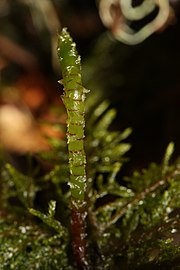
{"left": 98, "top": 168, "right": 180, "bottom": 231}
{"left": 0, "top": 35, "right": 38, "bottom": 70}
{"left": 26, "top": 0, "right": 61, "bottom": 71}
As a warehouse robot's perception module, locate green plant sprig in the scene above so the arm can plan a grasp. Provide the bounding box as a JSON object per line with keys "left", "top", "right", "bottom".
{"left": 57, "top": 27, "right": 89, "bottom": 205}
{"left": 57, "top": 28, "right": 90, "bottom": 269}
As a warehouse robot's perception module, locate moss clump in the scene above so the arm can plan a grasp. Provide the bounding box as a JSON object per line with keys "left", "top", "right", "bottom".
{"left": 0, "top": 29, "right": 180, "bottom": 269}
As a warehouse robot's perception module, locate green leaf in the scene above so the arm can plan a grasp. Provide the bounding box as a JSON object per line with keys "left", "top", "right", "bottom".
{"left": 29, "top": 201, "right": 66, "bottom": 236}
{"left": 162, "top": 142, "right": 174, "bottom": 176}
{"left": 5, "top": 163, "right": 37, "bottom": 207}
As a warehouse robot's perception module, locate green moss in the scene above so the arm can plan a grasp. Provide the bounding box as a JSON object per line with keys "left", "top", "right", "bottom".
{"left": 0, "top": 29, "right": 179, "bottom": 269}
{"left": 0, "top": 214, "right": 75, "bottom": 270}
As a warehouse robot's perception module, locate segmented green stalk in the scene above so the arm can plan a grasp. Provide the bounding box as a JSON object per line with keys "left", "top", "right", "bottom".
{"left": 57, "top": 28, "right": 88, "bottom": 204}
{"left": 57, "top": 28, "right": 90, "bottom": 269}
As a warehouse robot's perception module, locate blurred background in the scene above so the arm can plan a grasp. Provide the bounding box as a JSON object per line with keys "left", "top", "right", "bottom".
{"left": 0, "top": 0, "right": 180, "bottom": 172}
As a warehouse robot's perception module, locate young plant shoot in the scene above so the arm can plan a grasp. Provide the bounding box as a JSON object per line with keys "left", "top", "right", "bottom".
{"left": 57, "top": 28, "right": 90, "bottom": 269}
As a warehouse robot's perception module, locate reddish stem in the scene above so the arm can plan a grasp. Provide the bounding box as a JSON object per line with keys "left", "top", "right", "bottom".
{"left": 71, "top": 205, "right": 91, "bottom": 270}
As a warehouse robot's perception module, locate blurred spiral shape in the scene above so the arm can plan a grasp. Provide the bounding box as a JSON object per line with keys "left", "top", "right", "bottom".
{"left": 98, "top": 0, "right": 174, "bottom": 44}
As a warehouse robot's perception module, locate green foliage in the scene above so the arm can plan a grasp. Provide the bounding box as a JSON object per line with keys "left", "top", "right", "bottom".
{"left": 85, "top": 98, "right": 131, "bottom": 178}
{"left": 0, "top": 29, "right": 180, "bottom": 269}
{"left": 0, "top": 214, "right": 74, "bottom": 270}
{"left": 1, "top": 102, "right": 179, "bottom": 269}
{"left": 4, "top": 163, "right": 37, "bottom": 208}
{"left": 123, "top": 217, "right": 180, "bottom": 269}
{"left": 29, "top": 200, "right": 66, "bottom": 236}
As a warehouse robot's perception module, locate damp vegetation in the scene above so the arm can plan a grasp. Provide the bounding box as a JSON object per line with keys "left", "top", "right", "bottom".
{"left": 0, "top": 28, "right": 180, "bottom": 270}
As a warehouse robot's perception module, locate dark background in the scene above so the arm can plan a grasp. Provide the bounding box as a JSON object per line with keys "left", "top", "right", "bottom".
{"left": 1, "top": 0, "right": 180, "bottom": 171}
